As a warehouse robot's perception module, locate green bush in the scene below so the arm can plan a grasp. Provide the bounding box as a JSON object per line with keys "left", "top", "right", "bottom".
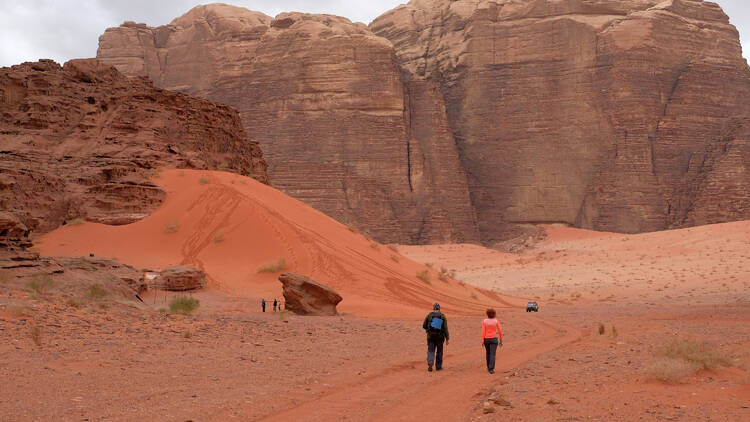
{"left": 257, "top": 258, "right": 287, "bottom": 274}
{"left": 169, "top": 296, "right": 200, "bottom": 315}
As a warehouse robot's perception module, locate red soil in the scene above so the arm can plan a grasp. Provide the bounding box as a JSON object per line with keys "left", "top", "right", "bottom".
{"left": 36, "top": 169, "right": 515, "bottom": 317}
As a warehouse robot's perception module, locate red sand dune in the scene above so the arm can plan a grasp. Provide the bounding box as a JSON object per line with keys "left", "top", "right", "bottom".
{"left": 36, "top": 169, "right": 517, "bottom": 317}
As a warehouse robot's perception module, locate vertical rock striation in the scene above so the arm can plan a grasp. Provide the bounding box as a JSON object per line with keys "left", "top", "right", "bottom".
{"left": 97, "top": 5, "right": 480, "bottom": 244}
{"left": 98, "top": 1, "right": 750, "bottom": 244}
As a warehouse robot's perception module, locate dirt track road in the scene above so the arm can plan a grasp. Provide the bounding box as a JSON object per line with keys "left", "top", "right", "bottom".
{"left": 212, "top": 317, "right": 579, "bottom": 422}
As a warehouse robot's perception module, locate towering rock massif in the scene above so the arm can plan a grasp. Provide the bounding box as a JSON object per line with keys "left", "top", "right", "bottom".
{"left": 371, "top": 0, "right": 750, "bottom": 242}
{"left": 98, "top": 1, "right": 750, "bottom": 244}
{"left": 97, "top": 5, "right": 480, "bottom": 244}
{"left": 0, "top": 59, "right": 267, "bottom": 235}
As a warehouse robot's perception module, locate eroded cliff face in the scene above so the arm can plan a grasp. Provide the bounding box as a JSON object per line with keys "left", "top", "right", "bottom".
{"left": 98, "top": 5, "right": 480, "bottom": 244}
{"left": 371, "top": 0, "right": 750, "bottom": 242}
{"left": 0, "top": 59, "right": 267, "bottom": 234}
{"left": 97, "top": 1, "right": 750, "bottom": 244}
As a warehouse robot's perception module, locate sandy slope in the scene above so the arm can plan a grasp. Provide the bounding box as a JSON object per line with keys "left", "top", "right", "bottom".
{"left": 36, "top": 169, "right": 515, "bottom": 317}
{"left": 399, "top": 222, "right": 750, "bottom": 306}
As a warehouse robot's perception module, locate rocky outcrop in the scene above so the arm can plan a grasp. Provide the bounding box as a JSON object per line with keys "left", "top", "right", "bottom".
{"left": 151, "top": 266, "right": 206, "bottom": 291}
{"left": 370, "top": 0, "right": 750, "bottom": 243}
{"left": 279, "top": 272, "right": 342, "bottom": 316}
{"left": 98, "top": 1, "right": 750, "bottom": 244}
{"left": 97, "top": 5, "right": 480, "bottom": 244}
{"left": 0, "top": 59, "right": 267, "bottom": 235}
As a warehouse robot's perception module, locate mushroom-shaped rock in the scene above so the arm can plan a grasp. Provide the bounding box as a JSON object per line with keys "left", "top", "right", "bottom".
{"left": 279, "top": 272, "right": 342, "bottom": 316}
{"left": 152, "top": 266, "right": 206, "bottom": 291}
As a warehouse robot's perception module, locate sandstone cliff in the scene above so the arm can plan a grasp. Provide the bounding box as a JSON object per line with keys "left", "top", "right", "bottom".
{"left": 0, "top": 59, "right": 267, "bottom": 235}
{"left": 371, "top": 0, "right": 750, "bottom": 242}
{"left": 98, "top": 1, "right": 750, "bottom": 244}
{"left": 97, "top": 5, "right": 480, "bottom": 244}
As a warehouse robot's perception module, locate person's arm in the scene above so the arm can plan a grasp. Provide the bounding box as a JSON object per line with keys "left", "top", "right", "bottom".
{"left": 497, "top": 321, "right": 503, "bottom": 344}
{"left": 442, "top": 314, "right": 449, "bottom": 341}
{"left": 422, "top": 315, "right": 429, "bottom": 331}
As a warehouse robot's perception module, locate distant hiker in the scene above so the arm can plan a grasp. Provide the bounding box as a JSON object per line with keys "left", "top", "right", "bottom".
{"left": 273, "top": 298, "right": 278, "bottom": 312}
{"left": 481, "top": 308, "right": 503, "bottom": 374}
{"left": 262, "top": 298, "right": 266, "bottom": 313}
{"left": 422, "top": 303, "right": 449, "bottom": 372}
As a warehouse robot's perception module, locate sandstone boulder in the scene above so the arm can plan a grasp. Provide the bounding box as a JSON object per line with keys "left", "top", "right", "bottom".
{"left": 151, "top": 266, "right": 206, "bottom": 291}
{"left": 279, "top": 273, "right": 342, "bottom": 316}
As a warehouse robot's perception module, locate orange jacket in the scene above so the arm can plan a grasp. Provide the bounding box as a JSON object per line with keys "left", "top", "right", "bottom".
{"left": 482, "top": 318, "right": 502, "bottom": 341}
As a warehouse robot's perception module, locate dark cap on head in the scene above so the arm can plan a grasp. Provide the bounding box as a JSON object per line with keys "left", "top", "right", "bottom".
{"left": 433, "top": 303, "right": 440, "bottom": 310}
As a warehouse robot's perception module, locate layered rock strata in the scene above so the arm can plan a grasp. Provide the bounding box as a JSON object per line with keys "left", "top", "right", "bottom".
{"left": 0, "top": 59, "right": 267, "bottom": 235}
{"left": 98, "top": 1, "right": 750, "bottom": 243}
{"left": 97, "top": 5, "right": 480, "bottom": 244}
{"left": 371, "top": 0, "right": 750, "bottom": 242}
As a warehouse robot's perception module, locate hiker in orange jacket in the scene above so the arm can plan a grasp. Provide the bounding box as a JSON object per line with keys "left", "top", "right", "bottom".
{"left": 481, "top": 308, "right": 502, "bottom": 374}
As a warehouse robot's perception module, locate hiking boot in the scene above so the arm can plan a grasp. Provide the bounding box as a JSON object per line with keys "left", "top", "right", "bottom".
{"left": 489, "top": 369, "right": 495, "bottom": 374}
{"left": 428, "top": 364, "right": 433, "bottom": 372}
{"left": 436, "top": 367, "right": 443, "bottom": 371}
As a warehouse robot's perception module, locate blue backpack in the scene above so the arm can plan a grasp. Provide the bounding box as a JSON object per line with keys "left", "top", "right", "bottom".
{"left": 429, "top": 313, "right": 443, "bottom": 332}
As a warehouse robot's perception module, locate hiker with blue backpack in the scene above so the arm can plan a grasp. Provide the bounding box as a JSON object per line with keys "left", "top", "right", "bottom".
{"left": 422, "top": 303, "right": 450, "bottom": 372}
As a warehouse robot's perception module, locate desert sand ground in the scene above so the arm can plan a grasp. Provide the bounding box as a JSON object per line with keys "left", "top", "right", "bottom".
{"left": 1, "top": 170, "right": 748, "bottom": 421}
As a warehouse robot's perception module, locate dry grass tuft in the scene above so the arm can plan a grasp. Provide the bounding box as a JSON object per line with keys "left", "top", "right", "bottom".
{"left": 416, "top": 270, "right": 431, "bottom": 285}
{"left": 390, "top": 255, "right": 400, "bottom": 263}
{"left": 388, "top": 245, "right": 399, "bottom": 253}
{"left": 598, "top": 323, "right": 605, "bottom": 335}
{"left": 370, "top": 242, "right": 379, "bottom": 250}
{"left": 26, "top": 274, "right": 55, "bottom": 295}
{"left": 88, "top": 284, "right": 108, "bottom": 300}
{"left": 30, "top": 323, "right": 42, "bottom": 347}
{"left": 169, "top": 296, "right": 200, "bottom": 315}
{"left": 199, "top": 176, "right": 211, "bottom": 185}
{"left": 164, "top": 221, "right": 179, "bottom": 234}
{"left": 647, "top": 338, "right": 732, "bottom": 383}
{"left": 66, "top": 218, "right": 85, "bottom": 226}
{"left": 257, "top": 258, "right": 287, "bottom": 274}
{"left": 213, "top": 231, "right": 225, "bottom": 243}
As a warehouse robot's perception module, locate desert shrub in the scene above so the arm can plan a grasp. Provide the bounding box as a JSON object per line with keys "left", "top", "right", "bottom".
{"left": 30, "top": 323, "right": 42, "bottom": 347}
{"left": 257, "top": 258, "right": 287, "bottom": 274}
{"left": 164, "top": 221, "right": 179, "bottom": 234}
{"left": 647, "top": 338, "right": 732, "bottom": 383}
{"left": 388, "top": 245, "right": 399, "bottom": 253}
{"left": 26, "top": 274, "right": 55, "bottom": 295}
{"left": 169, "top": 296, "right": 200, "bottom": 315}
{"left": 611, "top": 326, "right": 619, "bottom": 338}
{"left": 598, "top": 323, "right": 605, "bottom": 335}
{"left": 199, "top": 176, "right": 211, "bottom": 185}
{"left": 75, "top": 260, "right": 95, "bottom": 272}
{"left": 438, "top": 267, "right": 451, "bottom": 283}
{"left": 425, "top": 263, "right": 434, "bottom": 269}
{"left": 183, "top": 330, "right": 193, "bottom": 339}
{"left": 66, "top": 298, "right": 83, "bottom": 309}
{"left": 88, "top": 284, "right": 108, "bottom": 300}
{"left": 66, "top": 218, "right": 85, "bottom": 226}
{"left": 213, "top": 231, "right": 225, "bottom": 243}
{"left": 390, "top": 255, "right": 400, "bottom": 263}
{"left": 370, "top": 242, "right": 379, "bottom": 250}
{"left": 416, "top": 270, "right": 431, "bottom": 285}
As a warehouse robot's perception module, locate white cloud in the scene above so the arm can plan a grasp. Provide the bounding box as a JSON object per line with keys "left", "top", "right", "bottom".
{"left": 0, "top": 0, "right": 747, "bottom": 67}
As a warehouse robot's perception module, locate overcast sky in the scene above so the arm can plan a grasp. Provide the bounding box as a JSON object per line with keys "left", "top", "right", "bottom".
{"left": 1, "top": 0, "right": 749, "bottom": 67}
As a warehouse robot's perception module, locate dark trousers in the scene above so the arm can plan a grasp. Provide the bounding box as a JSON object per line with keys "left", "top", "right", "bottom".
{"left": 427, "top": 334, "right": 445, "bottom": 369}
{"left": 484, "top": 338, "right": 499, "bottom": 371}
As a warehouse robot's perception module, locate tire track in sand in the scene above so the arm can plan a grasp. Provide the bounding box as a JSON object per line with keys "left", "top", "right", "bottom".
{"left": 211, "top": 317, "right": 579, "bottom": 422}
